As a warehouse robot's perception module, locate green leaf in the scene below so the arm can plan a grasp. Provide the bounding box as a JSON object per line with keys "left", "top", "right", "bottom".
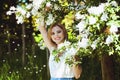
{"left": 62, "top": 11, "right": 75, "bottom": 29}
{"left": 107, "top": 20, "right": 120, "bottom": 27}
{"left": 58, "top": 0, "right": 69, "bottom": 7}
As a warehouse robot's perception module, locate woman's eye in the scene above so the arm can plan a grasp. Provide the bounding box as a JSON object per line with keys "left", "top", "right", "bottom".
{"left": 57, "top": 30, "right": 61, "bottom": 33}
{"left": 51, "top": 32, "right": 55, "bottom": 35}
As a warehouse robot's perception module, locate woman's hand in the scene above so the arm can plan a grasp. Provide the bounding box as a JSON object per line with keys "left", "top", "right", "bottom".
{"left": 37, "top": 19, "right": 45, "bottom": 31}
{"left": 72, "top": 64, "right": 82, "bottom": 79}
{"left": 72, "top": 55, "right": 82, "bottom": 79}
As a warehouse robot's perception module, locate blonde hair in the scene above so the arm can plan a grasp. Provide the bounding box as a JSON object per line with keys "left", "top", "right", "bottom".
{"left": 48, "top": 22, "right": 68, "bottom": 44}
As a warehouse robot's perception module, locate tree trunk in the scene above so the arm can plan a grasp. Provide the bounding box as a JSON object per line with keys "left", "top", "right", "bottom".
{"left": 46, "top": 48, "right": 50, "bottom": 80}
{"left": 101, "top": 54, "right": 114, "bottom": 80}
{"left": 22, "top": 24, "right": 26, "bottom": 66}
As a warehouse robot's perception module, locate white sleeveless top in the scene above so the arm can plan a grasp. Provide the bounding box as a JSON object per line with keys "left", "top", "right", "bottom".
{"left": 49, "top": 46, "right": 74, "bottom": 78}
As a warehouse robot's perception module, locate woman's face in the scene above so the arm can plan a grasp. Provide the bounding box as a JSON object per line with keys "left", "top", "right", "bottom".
{"left": 51, "top": 25, "right": 65, "bottom": 44}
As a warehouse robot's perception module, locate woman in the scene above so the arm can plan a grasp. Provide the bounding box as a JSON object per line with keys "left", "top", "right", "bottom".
{"left": 38, "top": 22, "right": 82, "bottom": 80}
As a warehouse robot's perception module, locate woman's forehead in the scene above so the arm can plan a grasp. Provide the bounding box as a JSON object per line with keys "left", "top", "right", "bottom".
{"left": 52, "top": 25, "right": 62, "bottom": 31}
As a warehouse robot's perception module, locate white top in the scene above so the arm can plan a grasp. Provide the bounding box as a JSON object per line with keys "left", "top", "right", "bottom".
{"left": 49, "top": 46, "right": 74, "bottom": 78}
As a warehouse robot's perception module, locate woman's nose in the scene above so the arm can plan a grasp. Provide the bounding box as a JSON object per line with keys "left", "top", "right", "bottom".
{"left": 54, "top": 33, "right": 59, "bottom": 36}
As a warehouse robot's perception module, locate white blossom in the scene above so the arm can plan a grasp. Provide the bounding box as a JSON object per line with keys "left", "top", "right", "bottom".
{"left": 64, "top": 41, "right": 71, "bottom": 47}
{"left": 66, "top": 47, "right": 77, "bottom": 56}
{"left": 89, "top": 16, "right": 97, "bottom": 25}
{"left": 16, "top": 6, "right": 26, "bottom": 15}
{"left": 109, "top": 51, "right": 114, "bottom": 55}
{"left": 111, "top": 1, "right": 118, "bottom": 7}
{"left": 54, "top": 4, "right": 59, "bottom": 10}
{"left": 38, "top": 40, "right": 46, "bottom": 50}
{"left": 78, "top": 38, "right": 89, "bottom": 48}
{"left": 101, "top": 12, "right": 108, "bottom": 21}
{"left": 31, "top": 9, "right": 38, "bottom": 16}
{"left": 75, "top": 12, "right": 85, "bottom": 20}
{"left": 46, "top": 14, "right": 54, "bottom": 25}
{"left": 26, "top": 4, "right": 32, "bottom": 10}
{"left": 10, "top": 6, "right": 16, "bottom": 11}
{"left": 32, "top": 0, "right": 44, "bottom": 11}
{"left": 33, "top": 0, "right": 44, "bottom": 7}
{"left": 46, "top": 2, "right": 52, "bottom": 7}
{"left": 32, "top": 6, "right": 39, "bottom": 12}
{"left": 16, "top": 16, "right": 24, "bottom": 24}
{"left": 6, "top": 11, "right": 13, "bottom": 15}
{"left": 88, "top": 3, "right": 105, "bottom": 16}
{"left": 6, "top": 6, "right": 16, "bottom": 15}
{"left": 80, "top": 30, "right": 89, "bottom": 38}
{"left": 105, "top": 35, "right": 114, "bottom": 45}
{"left": 91, "top": 40, "right": 98, "bottom": 50}
{"left": 98, "top": 3, "right": 105, "bottom": 13}
{"left": 26, "top": 12, "right": 31, "bottom": 18}
{"left": 110, "top": 25, "right": 118, "bottom": 33}
{"left": 76, "top": 21, "right": 86, "bottom": 33}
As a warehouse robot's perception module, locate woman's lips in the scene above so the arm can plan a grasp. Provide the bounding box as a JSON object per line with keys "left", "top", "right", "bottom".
{"left": 54, "top": 37, "right": 61, "bottom": 40}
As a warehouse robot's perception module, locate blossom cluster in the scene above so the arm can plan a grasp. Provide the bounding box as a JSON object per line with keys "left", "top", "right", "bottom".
{"left": 74, "top": 0, "right": 120, "bottom": 56}
{"left": 6, "top": 0, "right": 55, "bottom": 26}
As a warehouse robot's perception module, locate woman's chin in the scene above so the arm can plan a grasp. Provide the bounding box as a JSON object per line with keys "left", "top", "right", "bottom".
{"left": 54, "top": 41, "right": 62, "bottom": 44}
{"left": 53, "top": 39, "right": 65, "bottom": 45}
{"left": 55, "top": 41, "right": 61, "bottom": 44}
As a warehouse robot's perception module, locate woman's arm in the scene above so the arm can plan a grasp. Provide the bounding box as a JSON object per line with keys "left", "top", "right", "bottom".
{"left": 38, "top": 22, "right": 56, "bottom": 51}
{"left": 72, "top": 64, "right": 82, "bottom": 79}
{"left": 72, "top": 55, "right": 82, "bottom": 79}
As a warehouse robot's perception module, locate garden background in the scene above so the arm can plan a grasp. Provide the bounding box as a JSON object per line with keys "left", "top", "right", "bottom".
{"left": 0, "top": 0, "right": 120, "bottom": 80}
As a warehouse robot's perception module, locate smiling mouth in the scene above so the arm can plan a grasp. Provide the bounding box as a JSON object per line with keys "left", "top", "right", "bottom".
{"left": 55, "top": 37, "right": 61, "bottom": 40}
